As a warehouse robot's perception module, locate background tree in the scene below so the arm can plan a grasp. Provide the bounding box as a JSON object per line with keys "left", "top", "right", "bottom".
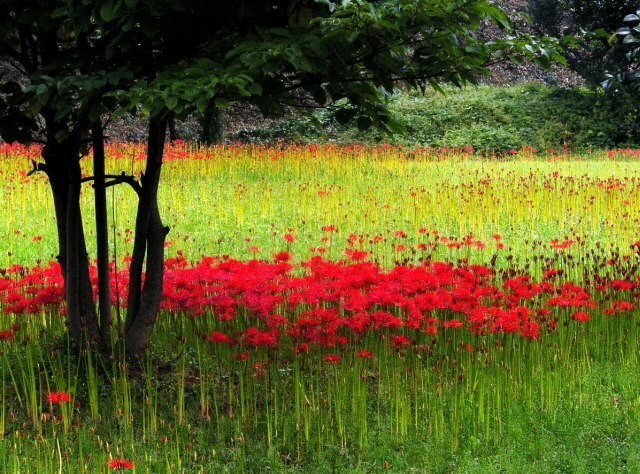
{"left": 0, "top": 0, "right": 568, "bottom": 354}
{"left": 529, "top": 0, "right": 640, "bottom": 86}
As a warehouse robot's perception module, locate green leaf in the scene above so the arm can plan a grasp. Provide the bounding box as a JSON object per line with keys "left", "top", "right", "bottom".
{"left": 55, "top": 130, "right": 69, "bottom": 142}
{"left": 165, "top": 95, "right": 178, "bottom": 110}
{"left": 100, "top": 0, "right": 118, "bottom": 22}
{"left": 356, "top": 116, "right": 372, "bottom": 131}
{"left": 195, "top": 95, "right": 210, "bottom": 112}
{"left": 247, "top": 83, "right": 262, "bottom": 95}
{"left": 335, "top": 108, "right": 356, "bottom": 125}
{"left": 214, "top": 97, "right": 230, "bottom": 108}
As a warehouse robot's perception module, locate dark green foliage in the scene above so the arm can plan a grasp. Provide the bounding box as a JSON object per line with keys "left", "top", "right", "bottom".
{"left": 529, "top": 0, "right": 640, "bottom": 87}
{"left": 241, "top": 83, "right": 640, "bottom": 150}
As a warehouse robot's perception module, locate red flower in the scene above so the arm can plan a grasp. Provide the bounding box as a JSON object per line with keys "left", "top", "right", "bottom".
{"left": 46, "top": 392, "right": 71, "bottom": 404}
{"left": 442, "top": 319, "right": 463, "bottom": 328}
{"left": 323, "top": 354, "right": 341, "bottom": 363}
{"left": 357, "top": 350, "right": 373, "bottom": 358}
{"left": 107, "top": 458, "right": 134, "bottom": 468}
{"left": 390, "top": 334, "right": 410, "bottom": 347}
{"left": 273, "top": 251, "right": 292, "bottom": 262}
{"left": 571, "top": 311, "right": 590, "bottom": 322}
{"left": 293, "top": 342, "right": 309, "bottom": 354}
{"left": 0, "top": 331, "right": 13, "bottom": 340}
{"left": 283, "top": 233, "right": 296, "bottom": 242}
{"left": 205, "top": 332, "right": 229, "bottom": 343}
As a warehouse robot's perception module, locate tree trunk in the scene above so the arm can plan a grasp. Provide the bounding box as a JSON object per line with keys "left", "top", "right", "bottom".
{"left": 92, "top": 121, "right": 112, "bottom": 350}
{"left": 167, "top": 115, "right": 180, "bottom": 141}
{"left": 198, "top": 103, "right": 224, "bottom": 144}
{"left": 42, "top": 140, "right": 100, "bottom": 345}
{"left": 124, "top": 117, "right": 170, "bottom": 354}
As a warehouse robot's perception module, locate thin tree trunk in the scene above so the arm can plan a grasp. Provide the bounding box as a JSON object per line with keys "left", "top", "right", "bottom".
{"left": 92, "top": 121, "right": 112, "bottom": 349}
{"left": 167, "top": 115, "right": 179, "bottom": 141}
{"left": 42, "top": 140, "right": 99, "bottom": 345}
{"left": 198, "top": 104, "right": 224, "bottom": 144}
{"left": 124, "top": 116, "right": 169, "bottom": 354}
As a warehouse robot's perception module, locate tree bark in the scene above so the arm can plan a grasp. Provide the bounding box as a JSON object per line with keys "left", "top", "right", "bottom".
{"left": 124, "top": 116, "right": 170, "bottom": 354}
{"left": 42, "top": 139, "right": 99, "bottom": 345}
{"left": 198, "top": 104, "right": 224, "bottom": 144}
{"left": 92, "top": 121, "right": 112, "bottom": 350}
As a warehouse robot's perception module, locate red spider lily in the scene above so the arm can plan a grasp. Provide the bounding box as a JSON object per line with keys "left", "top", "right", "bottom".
{"left": 283, "top": 233, "right": 296, "bottom": 242}
{"left": 442, "top": 319, "right": 463, "bottom": 328}
{"left": 243, "top": 327, "right": 279, "bottom": 347}
{"left": 293, "top": 342, "right": 309, "bottom": 353}
{"left": 46, "top": 392, "right": 71, "bottom": 403}
{"left": 205, "top": 332, "right": 230, "bottom": 343}
{"left": 107, "top": 458, "right": 134, "bottom": 468}
{"left": 273, "top": 251, "right": 292, "bottom": 262}
{"left": 344, "top": 249, "right": 368, "bottom": 261}
{"left": 323, "top": 354, "right": 341, "bottom": 363}
{"left": 357, "top": 349, "right": 373, "bottom": 358}
{"left": 0, "top": 331, "right": 13, "bottom": 340}
{"left": 390, "top": 334, "right": 410, "bottom": 347}
{"left": 571, "top": 312, "right": 590, "bottom": 322}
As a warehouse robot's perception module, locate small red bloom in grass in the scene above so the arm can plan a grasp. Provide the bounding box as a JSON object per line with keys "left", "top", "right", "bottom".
{"left": 357, "top": 350, "right": 373, "bottom": 358}
{"left": 423, "top": 326, "right": 438, "bottom": 335}
{"left": 323, "top": 354, "right": 341, "bottom": 363}
{"left": 293, "top": 343, "right": 309, "bottom": 354}
{"left": 283, "top": 233, "right": 296, "bottom": 242}
{"left": 107, "top": 458, "right": 134, "bottom": 468}
{"left": 232, "top": 352, "right": 249, "bottom": 360}
{"left": 509, "top": 149, "right": 518, "bottom": 154}
{"left": 321, "top": 225, "right": 337, "bottom": 232}
{"left": 248, "top": 246, "right": 260, "bottom": 253}
{"left": 571, "top": 312, "right": 590, "bottom": 322}
{"left": 491, "top": 234, "right": 502, "bottom": 240}
{"left": 46, "top": 392, "right": 71, "bottom": 404}
{"left": 163, "top": 241, "right": 173, "bottom": 247}
{"left": 273, "top": 251, "right": 291, "bottom": 262}
{"left": 390, "top": 334, "right": 410, "bottom": 347}
{"left": 206, "top": 332, "right": 229, "bottom": 343}
{"left": 442, "top": 319, "right": 463, "bottom": 328}
{"left": 0, "top": 331, "right": 13, "bottom": 340}
{"left": 344, "top": 249, "right": 369, "bottom": 261}
{"left": 31, "top": 236, "right": 42, "bottom": 241}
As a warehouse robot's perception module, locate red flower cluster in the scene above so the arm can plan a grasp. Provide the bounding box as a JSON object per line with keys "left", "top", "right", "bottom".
{"left": 107, "top": 458, "right": 134, "bottom": 468}
{"left": 1, "top": 253, "right": 638, "bottom": 356}
{"left": 46, "top": 392, "right": 70, "bottom": 404}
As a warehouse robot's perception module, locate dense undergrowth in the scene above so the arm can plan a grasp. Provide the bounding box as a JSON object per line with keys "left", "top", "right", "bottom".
{"left": 229, "top": 83, "right": 640, "bottom": 151}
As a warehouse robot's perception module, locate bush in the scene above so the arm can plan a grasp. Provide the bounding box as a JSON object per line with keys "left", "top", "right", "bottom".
{"left": 227, "top": 83, "right": 640, "bottom": 150}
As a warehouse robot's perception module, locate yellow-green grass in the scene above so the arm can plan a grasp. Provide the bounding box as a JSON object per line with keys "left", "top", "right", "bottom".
{"left": 2, "top": 143, "right": 640, "bottom": 271}
{"left": 2, "top": 143, "right": 640, "bottom": 472}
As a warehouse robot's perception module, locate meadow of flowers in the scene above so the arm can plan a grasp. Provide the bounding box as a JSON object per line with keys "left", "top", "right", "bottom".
{"left": 1, "top": 142, "right": 640, "bottom": 472}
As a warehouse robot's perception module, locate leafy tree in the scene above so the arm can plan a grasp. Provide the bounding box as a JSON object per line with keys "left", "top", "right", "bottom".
{"left": 0, "top": 0, "right": 567, "bottom": 354}
{"left": 529, "top": 0, "right": 639, "bottom": 86}
{"left": 604, "top": 9, "right": 640, "bottom": 90}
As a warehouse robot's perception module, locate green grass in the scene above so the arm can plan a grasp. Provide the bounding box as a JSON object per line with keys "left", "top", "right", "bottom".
{"left": 247, "top": 83, "right": 640, "bottom": 151}
{"left": 2, "top": 142, "right": 640, "bottom": 472}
